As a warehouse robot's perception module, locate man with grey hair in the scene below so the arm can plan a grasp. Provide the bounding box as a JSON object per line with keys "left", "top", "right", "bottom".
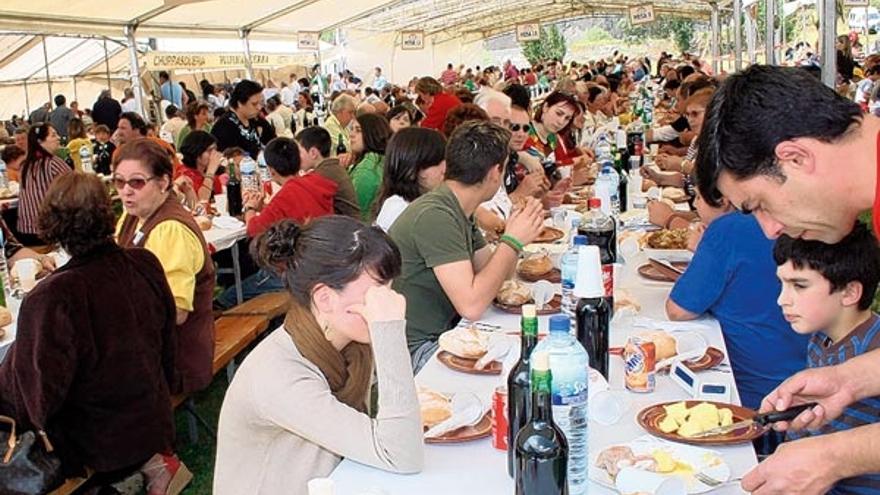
{"left": 322, "top": 93, "right": 357, "bottom": 157}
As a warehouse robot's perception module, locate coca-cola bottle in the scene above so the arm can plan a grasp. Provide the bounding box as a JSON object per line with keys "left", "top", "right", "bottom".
{"left": 577, "top": 198, "right": 616, "bottom": 299}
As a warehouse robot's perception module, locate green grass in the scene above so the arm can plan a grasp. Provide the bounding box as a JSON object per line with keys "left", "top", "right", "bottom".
{"left": 174, "top": 372, "right": 230, "bottom": 494}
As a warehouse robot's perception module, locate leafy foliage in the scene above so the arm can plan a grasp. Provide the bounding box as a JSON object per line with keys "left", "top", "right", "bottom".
{"left": 521, "top": 24, "right": 567, "bottom": 65}
{"left": 618, "top": 17, "right": 697, "bottom": 53}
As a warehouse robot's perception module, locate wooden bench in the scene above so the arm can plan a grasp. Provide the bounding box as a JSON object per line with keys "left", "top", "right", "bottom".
{"left": 173, "top": 315, "right": 269, "bottom": 443}
{"left": 221, "top": 291, "right": 291, "bottom": 322}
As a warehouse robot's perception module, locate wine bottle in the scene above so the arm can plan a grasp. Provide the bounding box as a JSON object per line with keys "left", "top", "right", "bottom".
{"left": 574, "top": 246, "right": 612, "bottom": 379}
{"left": 226, "top": 159, "right": 243, "bottom": 217}
{"left": 336, "top": 133, "right": 347, "bottom": 155}
{"left": 507, "top": 303, "right": 538, "bottom": 477}
{"left": 515, "top": 351, "right": 569, "bottom": 495}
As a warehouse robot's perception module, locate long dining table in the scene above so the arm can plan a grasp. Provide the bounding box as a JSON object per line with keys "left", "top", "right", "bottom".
{"left": 331, "top": 212, "right": 758, "bottom": 495}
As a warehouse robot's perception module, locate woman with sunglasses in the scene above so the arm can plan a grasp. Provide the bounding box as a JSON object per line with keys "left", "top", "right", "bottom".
{"left": 18, "top": 123, "right": 71, "bottom": 247}
{"left": 176, "top": 130, "right": 224, "bottom": 205}
{"left": 114, "top": 139, "right": 215, "bottom": 399}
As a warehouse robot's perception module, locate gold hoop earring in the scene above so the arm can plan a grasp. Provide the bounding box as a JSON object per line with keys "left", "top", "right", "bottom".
{"left": 322, "top": 321, "right": 333, "bottom": 339}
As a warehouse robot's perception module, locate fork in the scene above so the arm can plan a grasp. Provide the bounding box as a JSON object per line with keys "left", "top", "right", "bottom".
{"left": 695, "top": 472, "right": 742, "bottom": 488}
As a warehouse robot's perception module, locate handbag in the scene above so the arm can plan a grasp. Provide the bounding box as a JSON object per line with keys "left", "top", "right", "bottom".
{"left": 0, "top": 415, "right": 63, "bottom": 495}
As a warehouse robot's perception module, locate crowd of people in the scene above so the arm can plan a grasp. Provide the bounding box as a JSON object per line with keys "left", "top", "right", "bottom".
{"left": 0, "top": 41, "right": 879, "bottom": 495}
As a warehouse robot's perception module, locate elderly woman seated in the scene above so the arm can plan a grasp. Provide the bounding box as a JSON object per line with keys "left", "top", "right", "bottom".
{"left": 0, "top": 173, "right": 188, "bottom": 493}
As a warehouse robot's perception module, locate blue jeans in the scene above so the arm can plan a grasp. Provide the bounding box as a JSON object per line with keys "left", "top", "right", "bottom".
{"left": 215, "top": 268, "right": 286, "bottom": 309}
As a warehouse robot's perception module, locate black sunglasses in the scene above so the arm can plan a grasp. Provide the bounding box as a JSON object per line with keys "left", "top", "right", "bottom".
{"left": 113, "top": 176, "right": 157, "bottom": 190}
{"left": 509, "top": 123, "right": 530, "bottom": 132}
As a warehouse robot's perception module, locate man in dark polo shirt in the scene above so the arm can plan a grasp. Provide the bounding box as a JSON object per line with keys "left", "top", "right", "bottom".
{"left": 389, "top": 121, "right": 544, "bottom": 371}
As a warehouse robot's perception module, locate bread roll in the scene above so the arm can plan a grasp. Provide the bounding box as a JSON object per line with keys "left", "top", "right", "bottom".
{"left": 496, "top": 280, "right": 533, "bottom": 306}
{"left": 661, "top": 187, "right": 687, "bottom": 202}
{"left": 642, "top": 179, "right": 657, "bottom": 192}
{"left": 438, "top": 326, "right": 489, "bottom": 359}
{"left": 635, "top": 330, "right": 677, "bottom": 361}
{"left": 613, "top": 289, "right": 641, "bottom": 314}
{"left": 0, "top": 306, "right": 12, "bottom": 328}
{"left": 418, "top": 388, "right": 452, "bottom": 428}
{"left": 519, "top": 254, "right": 553, "bottom": 277}
{"left": 195, "top": 215, "right": 213, "bottom": 231}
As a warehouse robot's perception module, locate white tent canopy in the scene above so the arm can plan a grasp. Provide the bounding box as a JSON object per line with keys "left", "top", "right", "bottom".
{"left": 0, "top": 0, "right": 718, "bottom": 119}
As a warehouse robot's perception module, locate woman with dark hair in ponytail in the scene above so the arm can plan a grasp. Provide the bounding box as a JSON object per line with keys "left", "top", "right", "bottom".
{"left": 18, "top": 123, "right": 71, "bottom": 246}
{"left": 214, "top": 216, "right": 423, "bottom": 495}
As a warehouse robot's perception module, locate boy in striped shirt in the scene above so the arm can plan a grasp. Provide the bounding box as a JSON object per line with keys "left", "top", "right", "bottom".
{"left": 773, "top": 223, "right": 880, "bottom": 494}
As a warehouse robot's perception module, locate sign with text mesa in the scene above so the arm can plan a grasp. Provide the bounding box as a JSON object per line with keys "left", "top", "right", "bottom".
{"left": 516, "top": 23, "right": 542, "bottom": 42}
{"left": 401, "top": 31, "right": 425, "bottom": 50}
{"left": 298, "top": 32, "right": 320, "bottom": 51}
{"left": 629, "top": 4, "right": 656, "bottom": 25}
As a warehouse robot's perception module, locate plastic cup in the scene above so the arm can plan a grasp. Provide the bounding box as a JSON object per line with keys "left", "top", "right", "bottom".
{"left": 214, "top": 194, "right": 228, "bottom": 216}
{"left": 15, "top": 259, "right": 38, "bottom": 292}
{"left": 650, "top": 143, "right": 660, "bottom": 156}
{"left": 307, "top": 478, "right": 336, "bottom": 495}
{"left": 590, "top": 390, "right": 628, "bottom": 426}
{"left": 558, "top": 166, "right": 572, "bottom": 179}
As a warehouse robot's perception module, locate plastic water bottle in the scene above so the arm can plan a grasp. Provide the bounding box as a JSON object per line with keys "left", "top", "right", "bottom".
{"left": 561, "top": 235, "right": 588, "bottom": 326}
{"left": 79, "top": 145, "right": 94, "bottom": 174}
{"left": 594, "top": 134, "right": 612, "bottom": 160}
{"left": 240, "top": 155, "right": 259, "bottom": 193}
{"left": 597, "top": 160, "right": 620, "bottom": 216}
{"left": 532, "top": 315, "right": 589, "bottom": 494}
{"left": 256, "top": 151, "right": 271, "bottom": 185}
{"left": 0, "top": 157, "right": 8, "bottom": 189}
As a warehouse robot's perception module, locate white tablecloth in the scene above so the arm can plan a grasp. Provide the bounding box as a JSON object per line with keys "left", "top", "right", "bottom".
{"left": 331, "top": 248, "right": 756, "bottom": 494}
{"left": 202, "top": 222, "right": 247, "bottom": 252}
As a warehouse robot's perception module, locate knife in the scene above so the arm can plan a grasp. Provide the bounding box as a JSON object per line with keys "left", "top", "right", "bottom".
{"left": 649, "top": 257, "right": 685, "bottom": 275}
{"left": 692, "top": 402, "right": 819, "bottom": 438}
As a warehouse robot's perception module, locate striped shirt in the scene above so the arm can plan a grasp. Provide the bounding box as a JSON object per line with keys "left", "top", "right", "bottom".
{"left": 787, "top": 313, "right": 880, "bottom": 494}
{"left": 18, "top": 154, "right": 71, "bottom": 235}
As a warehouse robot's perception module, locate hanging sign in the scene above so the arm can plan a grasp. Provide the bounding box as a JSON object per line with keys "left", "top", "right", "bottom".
{"left": 145, "top": 52, "right": 311, "bottom": 71}
{"left": 297, "top": 32, "right": 320, "bottom": 51}
{"left": 516, "top": 23, "right": 542, "bottom": 42}
{"left": 401, "top": 31, "right": 425, "bottom": 50}
{"left": 629, "top": 4, "right": 656, "bottom": 25}
{"left": 844, "top": 0, "right": 869, "bottom": 7}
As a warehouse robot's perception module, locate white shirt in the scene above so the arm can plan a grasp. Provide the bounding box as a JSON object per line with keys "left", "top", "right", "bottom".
{"left": 480, "top": 185, "right": 513, "bottom": 220}
{"left": 121, "top": 98, "right": 138, "bottom": 113}
{"left": 280, "top": 86, "right": 297, "bottom": 107}
{"left": 375, "top": 195, "right": 410, "bottom": 232}
{"left": 856, "top": 78, "right": 876, "bottom": 104}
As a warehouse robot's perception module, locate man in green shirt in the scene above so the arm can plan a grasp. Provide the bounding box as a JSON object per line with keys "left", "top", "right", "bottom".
{"left": 389, "top": 121, "right": 545, "bottom": 371}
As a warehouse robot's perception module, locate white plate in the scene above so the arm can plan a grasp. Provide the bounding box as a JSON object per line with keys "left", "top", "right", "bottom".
{"left": 590, "top": 435, "right": 731, "bottom": 494}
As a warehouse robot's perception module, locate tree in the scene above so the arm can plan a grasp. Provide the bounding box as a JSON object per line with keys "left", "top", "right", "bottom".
{"left": 521, "top": 24, "right": 567, "bottom": 65}
{"left": 618, "top": 17, "right": 698, "bottom": 53}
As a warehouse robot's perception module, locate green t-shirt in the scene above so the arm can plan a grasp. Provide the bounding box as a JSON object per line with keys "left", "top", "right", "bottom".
{"left": 350, "top": 152, "right": 384, "bottom": 222}
{"left": 389, "top": 183, "right": 487, "bottom": 353}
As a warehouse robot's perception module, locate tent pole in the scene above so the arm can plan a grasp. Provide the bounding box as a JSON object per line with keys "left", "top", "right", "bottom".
{"left": 239, "top": 29, "right": 255, "bottom": 80}
{"left": 103, "top": 38, "right": 112, "bottom": 90}
{"left": 765, "top": 0, "right": 776, "bottom": 64}
{"left": 72, "top": 76, "right": 78, "bottom": 103}
{"left": 819, "top": 0, "right": 837, "bottom": 88}
{"left": 41, "top": 35, "right": 52, "bottom": 108}
{"left": 734, "top": 0, "right": 743, "bottom": 69}
{"left": 711, "top": 2, "right": 720, "bottom": 73}
{"left": 23, "top": 79, "right": 31, "bottom": 116}
{"left": 124, "top": 24, "right": 145, "bottom": 117}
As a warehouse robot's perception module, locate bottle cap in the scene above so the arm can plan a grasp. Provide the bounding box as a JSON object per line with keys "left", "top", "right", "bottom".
{"left": 573, "top": 245, "right": 604, "bottom": 299}
{"left": 548, "top": 315, "right": 570, "bottom": 334}
{"left": 521, "top": 304, "right": 536, "bottom": 318}
{"left": 588, "top": 197, "right": 601, "bottom": 209}
{"left": 532, "top": 350, "right": 550, "bottom": 371}
{"left": 572, "top": 234, "right": 588, "bottom": 246}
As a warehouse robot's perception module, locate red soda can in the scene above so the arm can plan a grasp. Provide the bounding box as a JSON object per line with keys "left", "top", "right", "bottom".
{"left": 491, "top": 386, "right": 508, "bottom": 451}
{"left": 624, "top": 336, "right": 656, "bottom": 393}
